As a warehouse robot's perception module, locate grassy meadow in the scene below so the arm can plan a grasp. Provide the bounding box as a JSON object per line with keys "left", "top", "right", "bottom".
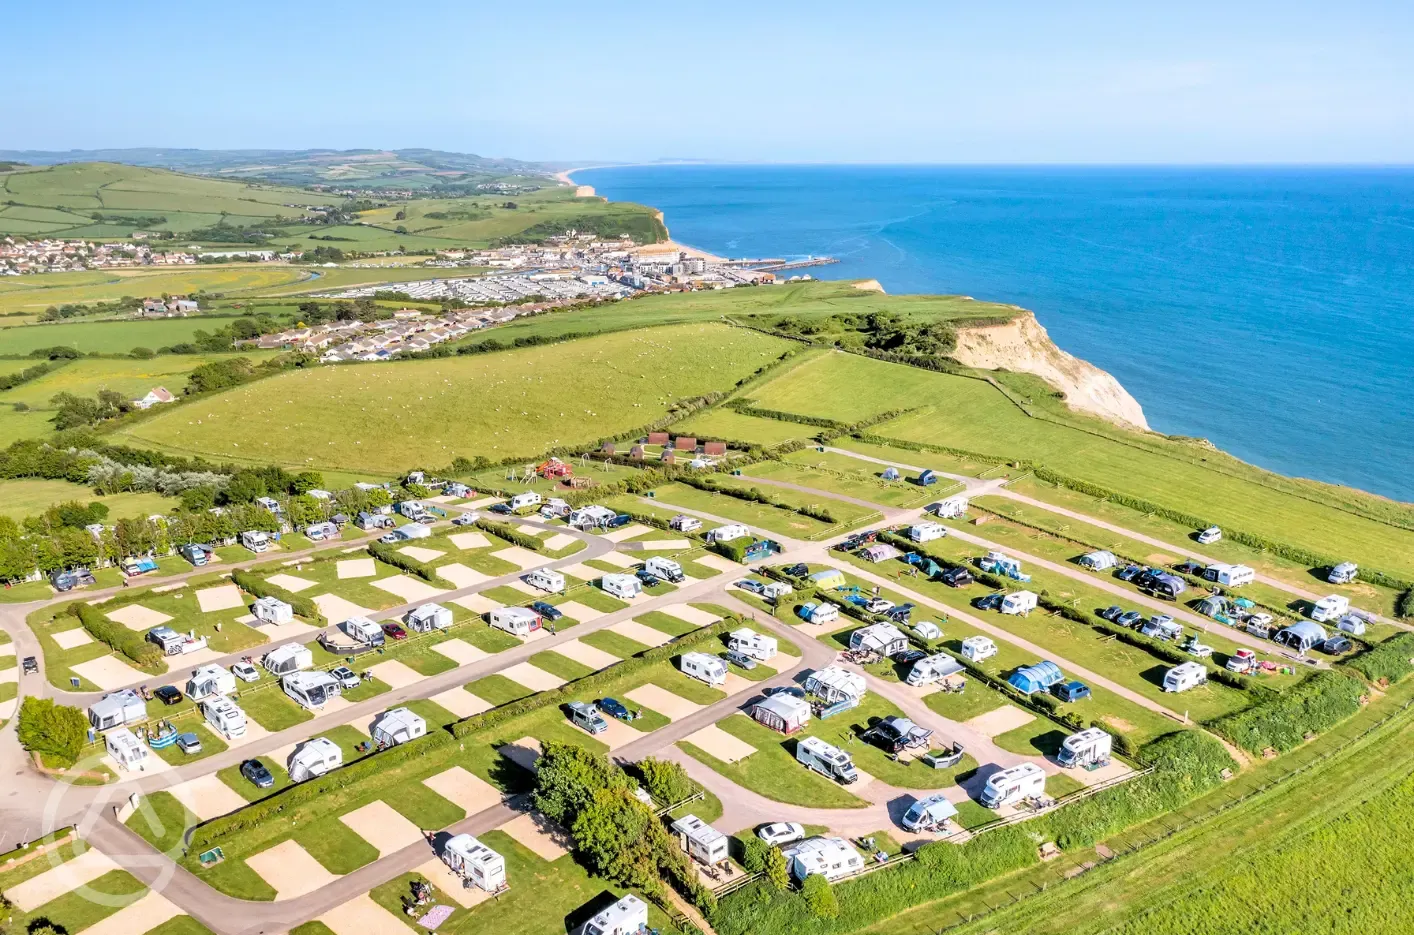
{"left": 0, "top": 478, "right": 173, "bottom": 521}
{"left": 0, "top": 266, "right": 314, "bottom": 316}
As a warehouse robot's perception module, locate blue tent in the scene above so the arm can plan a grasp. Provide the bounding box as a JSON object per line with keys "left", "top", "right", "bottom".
{"left": 1008, "top": 661, "right": 1064, "bottom": 694}
{"left": 882, "top": 466, "right": 901, "bottom": 481}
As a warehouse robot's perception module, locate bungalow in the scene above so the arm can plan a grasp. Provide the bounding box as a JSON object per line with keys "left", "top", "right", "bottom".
{"left": 131, "top": 386, "right": 176, "bottom": 410}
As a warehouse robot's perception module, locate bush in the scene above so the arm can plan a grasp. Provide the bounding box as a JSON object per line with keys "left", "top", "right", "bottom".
{"left": 231, "top": 569, "right": 324, "bottom": 625}
{"left": 637, "top": 757, "right": 696, "bottom": 806}
{"left": 739, "top": 836, "right": 770, "bottom": 874}
{"left": 473, "top": 519, "right": 543, "bottom": 552}
{"left": 1209, "top": 670, "right": 1365, "bottom": 754}
{"left": 1344, "top": 632, "right": 1414, "bottom": 685}
{"left": 367, "top": 540, "right": 452, "bottom": 585}
{"left": 72, "top": 602, "right": 162, "bottom": 668}
{"left": 17, "top": 698, "right": 89, "bottom": 766}
{"left": 800, "top": 875, "right": 839, "bottom": 919}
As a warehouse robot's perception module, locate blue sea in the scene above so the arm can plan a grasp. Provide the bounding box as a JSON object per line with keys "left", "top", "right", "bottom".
{"left": 575, "top": 165, "right": 1414, "bottom": 502}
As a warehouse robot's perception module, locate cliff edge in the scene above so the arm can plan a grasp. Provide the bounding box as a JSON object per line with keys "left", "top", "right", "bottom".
{"left": 952, "top": 311, "right": 1150, "bottom": 430}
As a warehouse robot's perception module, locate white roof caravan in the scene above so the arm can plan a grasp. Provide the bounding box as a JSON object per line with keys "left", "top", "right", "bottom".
{"left": 288, "top": 737, "right": 343, "bottom": 782}
{"left": 525, "top": 568, "right": 565, "bottom": 594}
{"left": 671, "top": 814, "right": 729, "bottom": 866}
{"left": 783, "top": 837, "right": 865, "bottom": 883}
{"left": 601, "top": 573, "right": 641, "bottom": 600}
{"left": 343, "top": 616, "right": 385, "bottom": 647}
{"left": 405, "top": 603, "right": 453, "bottom": 633}
{"left": 1001, "top": 591, "right": 1038, "bottom": 615}
{"left": 1057, "top": 727, "right": 1113, "bottom": 769}
{"left": 752, "top": 694, "right": 812, "bottom": 734}
{"left": 909, "top": 522, "right": 947, "bottom": 543}
{"left": 1162, "top": 661, "right": 1209, "bottom": 693}
{"left": 796, "top": 735, "right": 858, "bottom": 783}
{"left": 202, "top": 695, "right": 247, "bottom": 739}
{"left": 680, "top": 651, "right": 727, "bottom": 687}
{"left": 372, "top": 707, "right": 426, "bottom": 748}
{"left": 263, "top": 642, "right": 314, "bottom": 675}
{"left": 443, "top": 833, "right": 508, "bottom": 894}
{"left": 644, "top": 556, "right": 685, "bottom": 583}
{"left": 805, "top": 666, "right": 867, "bottom": 705}
{"left": 708, "top": 523, "right": 749, "bottom": 543}
{"left": 850, "top": 623, "right": 909, "bottom": 656}
{"left": 508, "top": 491, "right": 542, "bottom": 511}
{"left": 1328, "top": 562, "right": 1359, "bottom": 585}
{"left": 1310, "top": 594, "right": 1350, "bottom": 623}
{"left": 283, "top": 671, "right": 342, "bottom": 710}
{"left": 1203, "top": 563, "right": 1255, "bottom": 587}
{"left": 104, "top": 727, "right": 150, "bottom": 772}
{"left": 906, "top": 652, "right": 965, "bottom": 687}
{"left": 88, "top": 688, "right": 146, "bottom": 731}
{"left": 980, "top": 763, "right": 1047, "bottom": 808}
{"left": 187, "top": 664, "right": 237, "bottom": 701}
{"left": 961, "top": 635, "right": 997, "bottom": 662}
{"left": 728, "top": 628, "right": 778, "bottom": 661}
{"left": 930, "top": 494, "right": 970, "bottom": 519}
{"left": 581, "top": 894, "right": 649, "bottom": 935}
{"left": 489, "top": 606, "right": 541, "bottom": 636}
{"left": 252, "top": 595, "right": 293, "bottom": 625}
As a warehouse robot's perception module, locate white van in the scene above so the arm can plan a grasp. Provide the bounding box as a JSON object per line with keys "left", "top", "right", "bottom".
{"left": 908, "top": 522, "right": 947, "bottom": 543}
{"left": 728, "top": 627, "right": 778, "bottom": 661}
{"left": 509, "top": 492, "right": 542, "bottom": 512}
{"left": 525, "top": 568, "right": 565, "bottom": 594}
{"left": 240, "top": 530, "right": 270, "bottom": 553}
{"left": 680, "top": 651, "right": 727, "bottom": 687}
{"left": 644, "top": 556, "right": 685, "bottom": 583}
{"left": 1310, "top": 595, "right": 1350, "bottom": 623}
{"left": 1328, "top": 562, "right": 1359, "bottom": 585}
{"left": 1162, "top": 661, "right": 1208, "bottom": 692}
{"left": 1196, "top": 526, "right": 1223, "bottom": 544}
{"left": 1057, "top": 727, "right": 1112, "bottom": 768}
{"left": 960, "top": 635, "right": 997, "bottom": 662}
{"left": 980, "top": 763, "right": 1047, "bottom": 808}
{"left": 1001, "top": 591, "right": 1037, "bottom": 615}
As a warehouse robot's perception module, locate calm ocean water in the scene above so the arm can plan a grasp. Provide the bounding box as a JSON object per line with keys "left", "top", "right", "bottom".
{"left": 576, "top": 165, "right": 1414, "bottom": 502}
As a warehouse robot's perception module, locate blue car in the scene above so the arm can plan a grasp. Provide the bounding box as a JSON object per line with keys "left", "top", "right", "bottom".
{"left": 1053, "top": 680, "right": 1092, "bottom": 703}
{"left": 599, "top": 697, "right": 631, "bottom": 720}
{"left": 531, "top": 601, "right": 563, "bottom": 621}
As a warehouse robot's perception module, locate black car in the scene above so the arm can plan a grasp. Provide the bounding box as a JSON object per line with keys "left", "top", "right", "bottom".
{"left": 1099, "top": 605, "right": 1126, "bottom": 622}
{"left": 240, "top": 759, "right": 274, "bottom": 788}
{"left": 531, "top": 600, "right": 563, "bottom": 621}
{"left": 489, "top": 503, "right": 513, "bottom": 515}
{"left": 973, "top": 593, "right": 1005, "bottom": 611}
{"left": 893, "top": 649, "right": 928, "bottom": 665}
{"left": 154, "top": 685, "right": 183, "bottom": 706}
{"left": 1116, "top": 565, "right": 1144, "bottom": 582}
{"left": 21, "top": 656, "right": 38, "bottom": 675}
{"left": 1173, "top": 561, "right": 1205, "bottom": 576}
{"left": 862, "top": 715, "right": 933, "bottom": 753}
{"left": 635, "top": 569, "right": 661, "bottom": 586}
{"left": 940, "top": 567, "right": 973, "bottom": 588}
{"left": 762, "top": 685, "right": 807, "bottom": 700}
{"left": 783, "top": 563, "right": 810, "bottom": 578}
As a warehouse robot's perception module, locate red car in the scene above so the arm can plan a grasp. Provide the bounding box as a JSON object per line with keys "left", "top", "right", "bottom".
{"left": 381, "top": 622, "right": 408, "bottom": 641}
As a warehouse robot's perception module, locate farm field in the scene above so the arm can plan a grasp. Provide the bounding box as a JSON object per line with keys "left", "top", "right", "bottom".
{"left": 744, "top": 456, "right": 940, "bottom": 509}
{"left": 646, "top": 481, "right": 839, "bottom": 539}
{"left": 0, "top": 477, "right": 174, "bottom": 522}
{"left": 114, "top": 322, "right": 795, "bottom": 473}
{"left": 0, "top": 353, "right": 275, "bottom": 410}
{"left": 672, "top": 406, "right": 811, "bottom": 447}
{"left": 0, "top": 266, "right": 314, "bottom": 315}
{"left": 0, "top": 317, "right": 268, "bottom": 356}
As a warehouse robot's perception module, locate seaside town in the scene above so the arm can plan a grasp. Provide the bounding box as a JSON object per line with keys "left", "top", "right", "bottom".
{"left": 1, "top": 237, "right": 199, "bottom": 274}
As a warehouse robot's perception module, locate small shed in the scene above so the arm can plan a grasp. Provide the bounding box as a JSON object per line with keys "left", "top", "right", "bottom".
{"left": 674, "top": 436, "right": 698, "bottom": 452}
{"left": 372, "top": 707, "right": 426, "bottom": 748}
{"left": 703, "top": 441, "right": 727, "bottom": 456}
{"left": 671, "top": 814, "right": 728, "bottom": 865}
{"left": 252, "top": 595, "right": 293, "bottom": 625}
{"left": 629, "top": 445, "right": 645, "bottom": 460}
{"left": 659, "top": 451, "right": 676, "bottom": 464}
{"left": 647, "top": 432, "right": 670, "bottom": 446}
{"left": 1008, "top": 661, "right": 1064, "bottom": 694}
{"left": 600, "top": 442, "right": 616, "bottom": 455}
{"left": 752, "top": 694, "right": 812, "bottom": 734}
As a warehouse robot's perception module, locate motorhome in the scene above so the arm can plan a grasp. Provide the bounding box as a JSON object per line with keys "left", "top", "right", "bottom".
{"left": 508, "top": 492, "right": 542, "bottom": 512}
{"left": 343, "top": 616, "right": 386, "bottom": 647}
{"left": 796, "top": 736, "right": 858, "bottom": 783}
{"left": 901, "top": 794, "right": 959, "bottom": 832}
{"left": 930, "top": 494, "right": 970, "bottom": 519}
{"left": 372, "top": 707, "right": 426, "bottom": 748}
{"left": 239, "top": 530, "right": 270, "bottom": 553}
{"left": 1203, "top": 563, "right": 1255, "bottom": 587}
{"left": 961, "top": 635, "right": 997, "bottom": 662}
{"left": 1057, "top": 727, "right": 1113, "bottom": 769}
{"left": 1328, "top": 562, "right": 1359, "bottom": 585}
{"left": 1162, "top": 661, "right": 1209, "bottom": 692}
{"left": 671, "top": 815, "right": 729, "bottom": 865}
{"left": 728, "top": 627, "right": 778, "bottom": 661}
{"left": 644, "top": 556, "right": 685, "bottom": 583}
{"left": 804, "top": 666, "right": 867, "bottom": 705}
{"left": 708, "top": 523, "right": 749, "bottom": 543}
{"left": 1079, "top": 550, "right": 1118, "bottom": 571}
{"left": 288, "top": 737, "right": 343, "bottom": 782}
{"left": 405, "top": 603, "right": 453, "bottom": 633}
{"left": 282, "top": 670, "right": 342, "bottom": 710}
{"left": 186, "top": 664, "right": 236, "bottom": 701}
{"left": 489, "top": 606, "right": 542, "bottom": 637}
{"left": 1310, "top": 595, "right": 1350, "bottom": 623}
{"left": 906, "top": 652, "right": 965, "bottom": 688}
{"left": 443, "top": 834, "right": 508, "bottom": 894}
{"left": 783, "top": 837, "right": 865, "bottom": 883}
{"left": 1000, "top": 591, "right": 1038, "bottom": 615}
{"left": 263, "top": 642, "right": 314, "bottom": 675}
{"left": 252, "top": 596, "right": 293, "bottom": 625}
{"left": 202, "top": 695, "right": 247, "bottom": 739}
{"left": 680, "top": 651, "right": 727, "bottom": 687}
{"left": 908, "top": 522, "right": 947, "bottom": 543}
{"left": 104, "top": 727, "right": 150, "bottom": 772}
{"left": 568, "top": 701, "right": 608, "bottom": 734}
{"left": 600, "top": 573, "right": 641, "bottom": 600}
{"left": 525, "top": 568, "right": 565, "bottom": 594}
{"left": 581, "top": 895, "right": 648, "bottom": 935}
{"left": 980, "top": 763, "right": 1047, "bottom": 808}
{"left": 88, "top": 689, "right": 146, "bottom": 731}
{"left": 849, "top": 622, "right": 909, "bottom": 656}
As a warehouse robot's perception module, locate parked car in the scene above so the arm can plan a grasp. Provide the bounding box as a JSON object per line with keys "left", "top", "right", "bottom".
{"left": 599, "top": 697, "right": 631, "bottom": 720}
{"left": 783, "top": 564, "right": 810, "bottom": 578}
{"left": 379, "top": 532, "right": 401, "bottom": 544}
{"left": 756, "top": 822, "right": 806, "bottom": 847}
{"left": 22, "top": 656, "right": 38, "bottom": 675}
{"left": 865, "top": 598, "right": 895, "bottom": 614}
{"left": 1322, "top": 635, "right": 1354, "bottom": 654}
{"left": 330, "top": 666, "right": 361, "bottom": 689}
{"left": 726, "top": 649, "right": 758, "bottom": 669}
{"left": 1052, "top": 681, "right": 1092, "bottom": 703}
{"left": 241, "top": 759, "right": 275, "bottom": 788}
{"left": 635, "top": 569, "right": 661, "bottom": 587}
{"left": 1116, "top": 610, "right": 1144, "bottom": 628}
{"left": 1099, "top": 605, "right": 1126, "bottom": 622}
{"left": 973, "top": 593, "right": 1005, "bottom": 611}
{"left": 154, "top": 685, "right": 184, "bottom": 706}
{"left": 176, "top": 732, "right": 203, "bottom": 755}
{"left": 737, "top": 579, "right": 767, "bottom": 595}
{"left": 531, "top": 601, "right": 563, "bottom": 621}
{"left": 762, "top": 685, "right": 806, "bottom": 700}
{"left": 893, "top": 649, "right": 928, "bottom": 665}
{"left": 381, "top": 623, "right": 408, "bottom": 641}
{"left": 489, "top": 503, "right": 513, "bottom": 515}
{"left": 1174, "top": 561, "right": 1205, "bottom": 576}
{"left": 231, "top": 662, "right": 260, "bottom": 682}
{"left": 451, "top": 513, "right": 478, "bottom": 526}
{"left": 1116, "top": 565, "right": 1144, "bottom": 582}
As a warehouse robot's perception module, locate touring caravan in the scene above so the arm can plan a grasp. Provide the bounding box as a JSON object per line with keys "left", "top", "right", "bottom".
{"left": 909, "top": 522, "right": 947, "bottom": 543}
{"left": 443, "top": 834, "right": 508, "bottom": 894}
{"left": 372, "top": 707, "right": 426, "bottom": 748}
{"left": 644, "top": 556, "right": 685, "bottom": 583}
{"left": 88, "top": 689, "right": 146, "bottom": 731}
{"left": 508, "top": 492, "right": 542, "bottom": 512}
{"left": 186, "top": 664, "right": 236, "bottom": 701}
{"left": 104, "top": 727, "right": 150, "bottom": 772}
{"left": 600, "top": 573, "right": 641, "bottom": 600}
{"left": 489, "top": 606, "right": 542, "bottom": 637}
{"left": 805, "top": 666, "right": 867, "bottom": 705}
{"left": 752, "top": 694, "right": 812, "bottom": 734}
{"left": 1057, "top": 727, "right": 1113, "bottom": 769}
{"left": 669, "top": 514, "right": 702, "bottom": 533}
{"left": 202, "top": 695, "right": 247, "bottom": 739}
{"left": 850, "top": 622, "right": 909, "bottom": 656}
{"left": 708, "top": 524, "right": 749, "bottom": 543}
{"left": 525, "top": 568, "right": 565, "bottom": 594}
{"left": 288, "top": 737, "right": 343, "bottom": 782}
{"left": 980, "top": 763, "right": 1047, "bottom": 808}
{"left": 796, "top": 736, "right": 858, "bottom": 783}
{"left": 728, "top": 628, "right": 778, "bottom": 661}
{"left": 906, "top": 652, "right": 965, "bottom": 688}
{"left": 581, "top": 895, "right": 648, "bottom": 935}
{"left": 252, "top": 596, "right": 293, "bottom": 625}
{"left": 1203, "top": 563, "right": 1255, "bottom": 587}
{"left": 680, "top": 651, "right": 727, "bottom": 687}
{"left": 239, "top": 530, "right": 270, "bottom": 553}
{"left": 931, "top": 494, "right": 970, "bottom": 519}
{"left": 671, "top": 814, "right": 729, "bottom": 865}
{"left": 568, "top": 505, "right": 616, "bottom": 529}
{"left": 961, "top": 635, "right": 997, "bottom": 663}
{"left": 1001, "top": 591, "right": 1038, "bottom": 615}
{"left": 405, "top": 603, "right": 452, "bottom": 633}
{"left": 263, "top": 643, "right": 314, "bottom": 675}
{"left": 282, "top": 671, "right": 342, "bottom": 710}
{"left": 1310, "top": 595, "right": 1350, "bottom": 623}
{"left": 1162, "top": 661, "right": 1209, "bottom": 693}
{"left": 343, "top": 616, "right": 385, "bottom": 647}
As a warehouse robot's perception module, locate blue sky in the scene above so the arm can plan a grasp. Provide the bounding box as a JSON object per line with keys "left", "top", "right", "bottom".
{"left": 8, "top": 0, "right": 1412, "bottom": 163}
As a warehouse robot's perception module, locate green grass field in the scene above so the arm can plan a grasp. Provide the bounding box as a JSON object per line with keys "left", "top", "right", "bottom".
{"left": 115, "top": 322, "right": 794, "bottom": 473}
{"left": 0, "top": 266, "right": 315, "bottom": 315}
{"left": 0, "top": 477, "right": 174, "bottom": 521}
{"left": 0, "top": 353, "right": 276, "bottom": 410}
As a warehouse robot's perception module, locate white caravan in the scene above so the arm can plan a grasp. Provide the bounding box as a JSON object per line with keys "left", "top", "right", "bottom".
{"left": 405, "top": 603, "right": 453, "bottom": 633}
{"left": 202, "top": 695, "right": 247, "bottom": 739}
{"left": 252, "top": 595, "right": 293, "bottom": 625}
{"left": 1001, "top": 591, "right": 1038, "bottom": 615}
{"left": 525, "top": 568, "right": 565, "bottom": 594}
{"left": 372, "top": 707, "right": 426, "bottom": 748}
{"left": 288, "top": 737, "right": 343, "bottom": 782}
{"left": 343, "top": 616, "right": 385, "bottom": 646}
{"left": 263, "top": 642, "right": 314, "bottom": 675}
{"left": 728, "top": 628, "right": 778, "bottom": 661}
{"left": 1057, "top": 727, "right": 1113, "bottom": 769}
{"left": 489, "top": 606, "right": 541, "bottom": 637}
{"left": 186, "top": 664, "right": 236, "bottom": 701}
{"left": 443, "top": 834, "right": 508, "bottom": 893}
{"left": 1162, "top": 661, "right": 1209, "bottom": 693}
{"left": 961, "top": 635, "right": 997, "bottom": 662}
{"left": 282, "top": 670, "right": 342, "bottom": 710}
{"left": 581, "top": 895, "right": 648, "bottom": 935}
{"left": 680, "top": 651, "right": 727, "bottom": 687}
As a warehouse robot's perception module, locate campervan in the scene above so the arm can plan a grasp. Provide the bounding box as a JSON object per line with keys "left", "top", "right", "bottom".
{"left": 239, "top": 530, "right": 270, "bottom": 553}
{"left": 600, "top": 573, "right": 641, "bottom": 600}
{"left": 783, "top": 837, "right": 866, "bottom": 882}
{"left": 1328, "top": 562, "right": 1359, "bottom": 585}
{"left": 960, "top": 635, "right": 997, "bottom": 663}
{"left": 288, "top": 737, "right": 343, "bottom": 782}
{"left": 728, "top": 628, "right": 778, "bottom": 661}
{"left": 908, "top": 522, "right": 947, "bottom": 543}
{"left": 1197, "top": 526, "right": 1223, "bottom": 544}
{"left": 1057, "top": 727, "right": 1113, "bottom": 769}
{"left": 1000, "top": 591, "right": 1038, "bottom": 615}
{"left": 372, "top": 707, "right": 426, "bottom": 748}
{"left": 581, "top": 895, "right": 648, "bottom": 935}
{"left": 671, "top": 815, "right": 729, "bottom": 865}
{"left": 901, "top": 794, "right": 959, "bottom": 832}
{"left": 1310, "top": 595, "right": 1350, "bottom": 623}
{"left": 644, "top": 556, "right": 685, "bottom": 583}
{"left": 980, "top": 763, "right": 1047, "bottom": 808}
{"left": 508, "top": 492, "right": 542, "bottom": 512}
{"left": 263, "top": 642, "right": 314, "bottom": 675}
{"left": 1162, "top": 661, "right": 1208, "bottom": 693}
{"left": 282, "top": 671, "right": 342, "bottom": 710}
{"left": 1203, "top": 563, "right": 1255, "bottom": 587}
{"left": 796, "top": 736, "right": 858, "bottom": 783}
{"left": 443, "top": 834, "right": 508, "bottom": 894}
{"left": 187, "top": 664, "right": 236, "bottom": 701}
{"left": 405, "top": 603, "right": 453, "bottom": 633}
{"left": 931, "top": 494, "right": 970, "bottom": 519}
{"left": 252, "top": 595, "right": 293, "bottom": 625}
{"left": 343, "top": 616, "right": 385, "bottom": 647}
{"left": 680, "top": 651, "right": 727, "bottom": 687}
{"left": 88, "top": 689, "right": 146, "bottom": 731}
{"left": 202, "top": 695, "right": 247, "bottom": 739}
{"left": 906, "top": 653, "right": 965, "bottom": 687}
{"left": 568, "top": 701, "right": 608, "bottom": 734}
{"left": 1139, "top": 615, "right": 1183, "bottom": 642}
{"left": 489, "top": 606, "right": 541, "bottom": 637}
{"left": 525, "top": 568, "right": 565, "bottom": 594}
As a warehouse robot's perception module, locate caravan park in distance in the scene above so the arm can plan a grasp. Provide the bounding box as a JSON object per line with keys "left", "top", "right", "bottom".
{"left": 2, "top": 154, "right": 1414, "bottom": 935}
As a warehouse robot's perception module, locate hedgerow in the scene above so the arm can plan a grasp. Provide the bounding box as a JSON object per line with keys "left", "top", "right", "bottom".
{"left": 1343, "top": 632, "right": 1414, "bottom": 685}
{"left": 367, "top": 539, "right": 454, "bottom": 585}
{"left": 471, "top": 519, "right": 543, "bottom": 552}
{"left": 1209, "top": 669, "right": 1365, "bottom": 754}
{"left": 231, "top": 569, "right": 325, "bottom": 625}
{"left": 71, "top": 601, "right": 163, "bottom": 669}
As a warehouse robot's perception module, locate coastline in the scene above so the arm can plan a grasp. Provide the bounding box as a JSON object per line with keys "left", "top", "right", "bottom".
{"left": 562, "top": 166, "right": 727, "bottom": 263}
